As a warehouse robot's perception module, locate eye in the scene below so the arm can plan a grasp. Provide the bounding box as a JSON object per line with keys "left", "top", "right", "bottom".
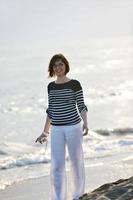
{"left": 53, "top": 62, "right": 64, "bottom": 67}
{"left": 59, "top": 63, "right": 64, "bottom": 66}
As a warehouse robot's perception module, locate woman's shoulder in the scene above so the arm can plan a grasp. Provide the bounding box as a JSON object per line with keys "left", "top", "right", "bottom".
{"left": 47, "top": 81, "right": 55, "bottom": 92}
{"left": 71, "top": 79, "right": 82, "bottom": 91}
{"left": 48, "top": 81, "right": 54, "bottom": 86}
{"left": 71, "top": 79, "right": 81, "bottom": 85}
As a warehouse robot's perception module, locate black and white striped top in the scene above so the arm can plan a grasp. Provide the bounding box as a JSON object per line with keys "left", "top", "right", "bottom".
{"left": 46, "top": 79, "right": 87, "bottom": 126}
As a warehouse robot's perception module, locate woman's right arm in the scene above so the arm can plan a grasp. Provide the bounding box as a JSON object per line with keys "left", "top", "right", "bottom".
{"left": 36, "top": 84, "right": 52, "bottom": 143}
{"left": 35, "top": 115, "right": 51, "bottom": 144}
{"left": 43, "top": 115, "right": 51, "bottom": 134}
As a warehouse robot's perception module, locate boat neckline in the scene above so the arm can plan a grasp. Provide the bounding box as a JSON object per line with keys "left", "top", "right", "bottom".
{"left": 54, "top": 79, "right": 73, "bottom": 85}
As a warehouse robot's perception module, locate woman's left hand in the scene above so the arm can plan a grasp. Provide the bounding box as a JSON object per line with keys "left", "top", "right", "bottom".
{"left": 83, "top": 124, "right": 89, "bottom": 136}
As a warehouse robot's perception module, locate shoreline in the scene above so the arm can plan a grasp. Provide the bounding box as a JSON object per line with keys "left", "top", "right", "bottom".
{"left": 0, "top": 163, "right": 132, "bottom": 200}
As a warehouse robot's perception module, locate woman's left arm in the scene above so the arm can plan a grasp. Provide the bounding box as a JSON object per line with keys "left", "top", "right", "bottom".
{"left": 81, "top": 110, "right": 89, "bottom": 136}
{"left": 74, "top": 81, "right": 89, "bottom": 135}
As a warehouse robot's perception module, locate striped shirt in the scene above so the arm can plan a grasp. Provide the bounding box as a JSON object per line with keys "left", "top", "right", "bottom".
{"left": 46, "top": 79, "right": 87, "bottom": 126}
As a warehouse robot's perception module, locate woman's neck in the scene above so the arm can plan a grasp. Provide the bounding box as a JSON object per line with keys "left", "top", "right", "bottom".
{"left": 55, "top": 76, "right": 70, "bottom": 84}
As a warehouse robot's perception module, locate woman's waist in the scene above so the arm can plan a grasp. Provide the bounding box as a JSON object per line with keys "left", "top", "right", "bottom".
{"left": 51, "top": 119, "right": 81, "bottom": 127}
{"left": 51, "top": 110, "right": 80, "bottom": 119}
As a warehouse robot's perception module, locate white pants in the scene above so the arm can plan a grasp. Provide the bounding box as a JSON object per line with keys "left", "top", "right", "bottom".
{"left": 50, "top": 123, "right": 85, "bottom": 200}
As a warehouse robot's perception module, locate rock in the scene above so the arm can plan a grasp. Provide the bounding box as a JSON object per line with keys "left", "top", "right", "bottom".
{"left": 79, "top": 176, "right": 133, "bottom": 200}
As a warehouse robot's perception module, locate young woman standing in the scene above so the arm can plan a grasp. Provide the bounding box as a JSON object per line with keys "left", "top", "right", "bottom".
{"left": 36, "top": 54, "right": 88, "bottom": 200}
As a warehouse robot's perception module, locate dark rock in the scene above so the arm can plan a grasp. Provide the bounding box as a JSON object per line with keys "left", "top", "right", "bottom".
{"left": 106, "top": 187, "right": 127, "bottom": 199}
{"left": 79, "top": 177, "right": 133, "bottom": 200}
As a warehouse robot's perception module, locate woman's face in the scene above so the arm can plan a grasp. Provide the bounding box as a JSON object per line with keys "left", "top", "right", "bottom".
{"left": 53, "top": 60, "right": 66, "bottom": 77}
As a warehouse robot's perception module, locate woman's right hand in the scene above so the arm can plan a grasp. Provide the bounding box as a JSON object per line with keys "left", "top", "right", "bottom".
{"left": 35, "top": 132, "right": 49, "bottom": 144}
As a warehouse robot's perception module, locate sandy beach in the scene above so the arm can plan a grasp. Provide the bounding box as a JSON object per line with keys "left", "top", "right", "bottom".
{"left": 0, "top": 162, "right": 132, "bottom": 200}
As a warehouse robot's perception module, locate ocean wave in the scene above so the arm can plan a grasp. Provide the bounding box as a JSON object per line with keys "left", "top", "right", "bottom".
{"left": 82, "top": 129, "right": 133, "bottom": 160}
{"left": 0, "top": 155, "right": 50, "bottom": 170}
{"left": 0, "top": 142, "right": 50, "bottom": 170}
{"left": 0, "top": 126, "right": 133, "bottom": 171}
{"left": 95, "top": 127, "right": 133, "bottom": 136}
{"left": 0, "top": 150, "right": 7, "bottom": 155}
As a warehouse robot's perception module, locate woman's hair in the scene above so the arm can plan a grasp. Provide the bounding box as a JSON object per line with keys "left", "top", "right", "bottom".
{"left": 48, "top": 53, "right": 70, "bottom": 77}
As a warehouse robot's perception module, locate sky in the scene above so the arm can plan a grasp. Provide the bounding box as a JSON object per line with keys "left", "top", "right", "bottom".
{"left": 0, "top": 0, "right": 133, "bottom": 47}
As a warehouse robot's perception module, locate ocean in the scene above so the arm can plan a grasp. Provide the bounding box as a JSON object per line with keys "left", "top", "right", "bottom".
{"left": 0, "top": 37, "right": 133, "bottom": 190}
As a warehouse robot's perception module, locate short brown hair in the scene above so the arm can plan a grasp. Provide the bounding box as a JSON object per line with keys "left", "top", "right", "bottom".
{"left": 48, "top": 54, "right": 70, "bottom": 77}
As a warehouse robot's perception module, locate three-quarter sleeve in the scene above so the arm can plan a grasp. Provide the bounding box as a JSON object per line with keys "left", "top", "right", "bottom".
{"left": 74, "top": 80, "right": 88, "bottom": 114}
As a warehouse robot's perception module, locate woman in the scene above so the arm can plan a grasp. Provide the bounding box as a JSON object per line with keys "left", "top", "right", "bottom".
{"left": 36, "top": 54, "right": 88, "bottom": 200}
